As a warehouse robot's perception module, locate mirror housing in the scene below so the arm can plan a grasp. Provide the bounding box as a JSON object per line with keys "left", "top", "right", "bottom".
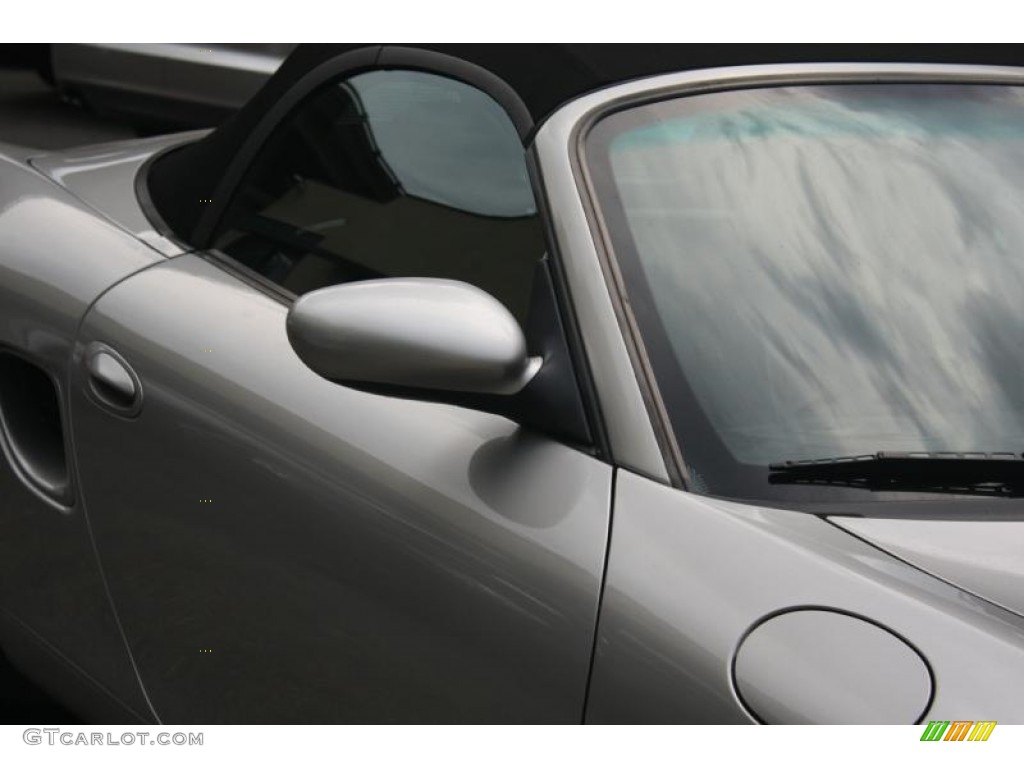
{"left": 286, "top": 278, "right": 542, "bottom": 396}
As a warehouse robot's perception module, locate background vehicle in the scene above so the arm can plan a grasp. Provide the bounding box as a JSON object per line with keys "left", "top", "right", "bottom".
{"left": 2, "top": 44, "right": 1024, "bottom": 724}
{"left": 49, "top": 43, "right": 294, "bottom": 129}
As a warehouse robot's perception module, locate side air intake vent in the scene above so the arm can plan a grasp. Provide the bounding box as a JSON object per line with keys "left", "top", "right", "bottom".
{"left": 0, "top": 353, "right": 71, "bottom": 506}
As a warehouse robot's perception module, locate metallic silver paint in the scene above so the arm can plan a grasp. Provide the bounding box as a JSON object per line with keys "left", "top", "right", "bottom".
{"left": 587, "top": 471, "right": 1024, "bottom": 723}
{"left": 733, "top": 609, "right": 931, "bottom": 724}
{"left": 30, "top": 131, "right": 205, "bottom": 257}
{"left": 0, "top": 153, "right": 163, "bottom": 720}
{"left": 0, "top": 156, "right": 163, "bottom": 341}
{"left": 287, "top": 279, "right": 541, "bottom": 396}
{"left": 84, "top": 343, "right": 143, "bottom": 417}
{"left": 70, "top": 254, "right": 612, "bottom": 723}
{"left": 833, "top": 517, "right": 1024, "bottom": 621}
{"left": 85, "top": 351, "right": 135, "bottom": 401}
{"left": 0, "top": 141, "right": 40, "bottom": 164}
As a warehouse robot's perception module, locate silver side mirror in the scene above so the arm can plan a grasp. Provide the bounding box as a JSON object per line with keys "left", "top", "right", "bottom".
{"left": 286, "top": 278, "right": 542, "bottom": 396}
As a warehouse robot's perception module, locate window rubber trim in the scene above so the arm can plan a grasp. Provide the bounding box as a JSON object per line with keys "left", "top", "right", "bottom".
{"left": 570, "top": 110, "right": 689, "bottom": 489}
{"left": 197, "top": 248, "right": 298, "bottom": 307}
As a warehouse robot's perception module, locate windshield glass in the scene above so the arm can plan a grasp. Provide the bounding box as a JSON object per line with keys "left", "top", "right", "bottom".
{"left": 585, "top": 83, "right": 1024, "bottom": 504}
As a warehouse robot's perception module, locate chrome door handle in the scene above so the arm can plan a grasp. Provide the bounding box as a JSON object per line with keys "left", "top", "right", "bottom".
{"left": 84, "top": 343, "right": 143, "bottom": 416}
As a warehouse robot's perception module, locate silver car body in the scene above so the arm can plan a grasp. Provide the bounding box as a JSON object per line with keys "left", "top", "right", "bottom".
{"left": 2, "top": 54, "right": 1024, "bottom": 723}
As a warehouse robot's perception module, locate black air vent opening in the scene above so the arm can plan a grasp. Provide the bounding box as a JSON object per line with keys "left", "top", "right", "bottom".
{"left": 0, "top": 353, "right": 70, "bottom": 502}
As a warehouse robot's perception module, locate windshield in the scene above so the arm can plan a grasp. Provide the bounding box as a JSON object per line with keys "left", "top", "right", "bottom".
{"left": 585, "top": 82, "right": 1024, "bottom": 505}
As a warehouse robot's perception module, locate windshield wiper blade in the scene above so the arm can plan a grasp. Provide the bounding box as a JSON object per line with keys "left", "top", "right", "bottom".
{"left": 769, "top": 451, "right": 1024, "bottom": 493}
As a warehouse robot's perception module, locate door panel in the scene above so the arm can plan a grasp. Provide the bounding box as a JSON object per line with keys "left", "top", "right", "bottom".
{"left": 70, "top": 254, "right": 612, "bottom": 723}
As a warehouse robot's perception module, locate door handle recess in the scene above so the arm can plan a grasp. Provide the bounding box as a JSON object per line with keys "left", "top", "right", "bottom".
{"left": 0, "top": 351, "right": 73, "bottom": 507}
{"left": 85, "top": 343, "right": 143, "bottom": 416}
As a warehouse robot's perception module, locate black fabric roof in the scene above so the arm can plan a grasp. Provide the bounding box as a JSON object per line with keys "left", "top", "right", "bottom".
{"left": 148, "top": 43, "right": 1024, "bottom": 245}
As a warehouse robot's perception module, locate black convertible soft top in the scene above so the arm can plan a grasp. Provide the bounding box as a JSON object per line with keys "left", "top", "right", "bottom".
{"left": 147, "top": 43, "right": 1024, "bottom": 245}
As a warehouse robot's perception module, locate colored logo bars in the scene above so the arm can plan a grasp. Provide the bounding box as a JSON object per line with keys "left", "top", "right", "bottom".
{"left": 920, "top": 721, "right": 996, "bottom": 741}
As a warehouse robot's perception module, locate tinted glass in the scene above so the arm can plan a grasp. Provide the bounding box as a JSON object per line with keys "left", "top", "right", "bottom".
{"left": 587, "top": 84, "right": 1024, "bottom": 504}
{"left": 212, "top": 70, "right": 542, "bottom": 322}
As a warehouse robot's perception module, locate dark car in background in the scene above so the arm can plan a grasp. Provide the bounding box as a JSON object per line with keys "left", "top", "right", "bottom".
{"left": 47, "top": 43, "right": 293, "bottom": 129}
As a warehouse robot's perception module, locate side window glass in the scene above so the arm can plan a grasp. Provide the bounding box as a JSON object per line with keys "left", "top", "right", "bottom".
{"left": 211, "top": 69, "right": 543, "bottom": 322}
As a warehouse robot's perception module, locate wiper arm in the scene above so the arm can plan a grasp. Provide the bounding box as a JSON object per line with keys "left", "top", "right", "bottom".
{"left": 769, "top": 451, "right": 1024, "bottom": 495}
